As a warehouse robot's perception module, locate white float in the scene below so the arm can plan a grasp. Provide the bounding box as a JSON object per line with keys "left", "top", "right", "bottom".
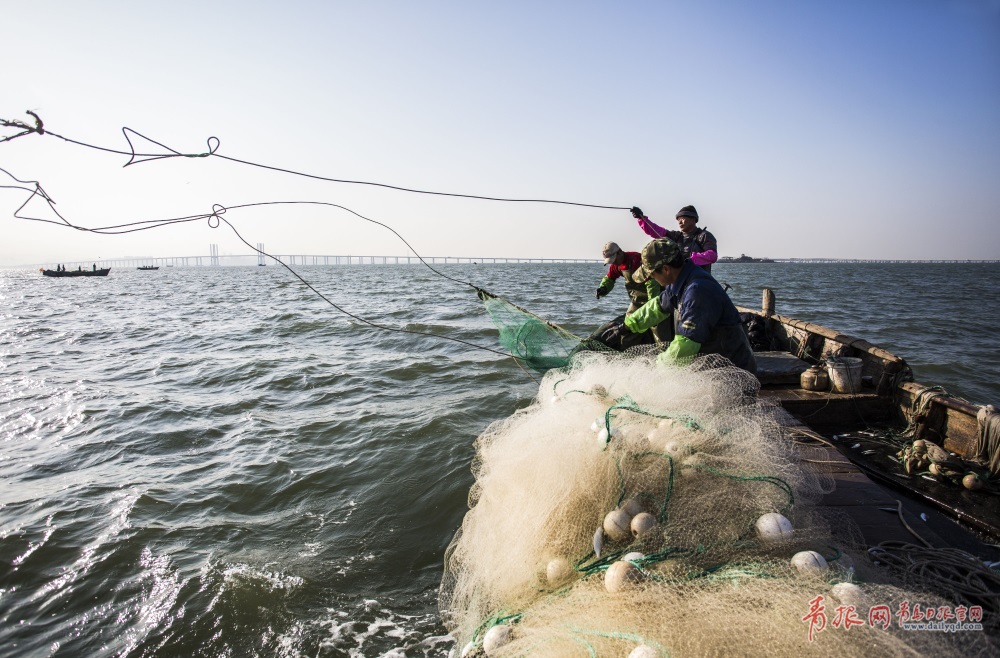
{"left": 604, "top": 560, "right": 643, "bottom": 593}
{"left": 603, "top": 509, "right": 632, "bottom": 543}
{"left": 628, "top": 645, "right": 659, "bottom": 658}
{"left": 630, "top": 512, "right": 657, "bottom": 538}
{"left": 791, "top": 550, "right": 829, "bottom": 575}
{"left": 831, "top": 582, "right": 866, "bottom": 607}
{"left": 545, "top": 557, "right": 574, "bottom": 586}
{"left": 755, "top": 513, "right": 794, "bottom": 542}
{"left": 482, "top": 624, "right": 512, "bottom": 655}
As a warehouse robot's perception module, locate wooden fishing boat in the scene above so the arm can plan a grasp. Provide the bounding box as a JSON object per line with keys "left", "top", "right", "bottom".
{"left": 739, "top": 288, "right": 1000, "bottom": 554}
{"left": 40, "top": 267, "right": 111, "bottom": 277}
{"left": 451, "top": 291, "right": 1000, "bottom": 654}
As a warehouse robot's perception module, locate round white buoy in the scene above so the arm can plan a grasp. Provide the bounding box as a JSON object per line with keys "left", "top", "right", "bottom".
{"left": 597, "top": 428, "right": 610, "bottom": 447}
{"left": 620, "top": 498, "right": 644, "bottom": 518}
{"left": 628, "top": 645, "right": 659, "bottom": 658}
{"left": 460, "top": 641, "right": 474, "bottom": 657}
{"left": 791, "top": 550, "right": 829, "bottom": 575}
{"left": 604, "top": 560, "right": 642, "bottom": 593}
{"left": 550, "top": 395, "right": 559, "bottom": 405}
{"left": 630, "top": 512, "right": 657, "bottom": 538}
{"left": 755, "top": 513, "right": 794, "bottom": 542}
{"left": 831, "top": 582, "right": 866, "bottom": 607}
{"left": 482, "top": 624, "right": 512, "bottom": 655}
{"left": 622, "top": 551, "right": 644, "bottom": 563}
{"left": 546, "top": 557, "right": 574, "bottom": 586}
{"left": 603, "top": 509, "right": 632, "bottom": 543}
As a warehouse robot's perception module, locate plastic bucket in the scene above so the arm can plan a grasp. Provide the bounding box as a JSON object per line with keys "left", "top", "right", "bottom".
{"left": 827, "top": 358, "right": 863, "bottom": 394}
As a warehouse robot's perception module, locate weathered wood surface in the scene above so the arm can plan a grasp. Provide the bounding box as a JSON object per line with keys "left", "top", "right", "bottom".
{"left": 785, "top": 424, "right": 998, "bottom": 557}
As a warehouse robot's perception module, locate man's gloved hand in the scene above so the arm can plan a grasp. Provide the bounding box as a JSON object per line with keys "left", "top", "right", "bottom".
{"left": 630, "top": 206, "right": 643, "bottom": 218}
{"left": 596, "top": 287, "right": 608, "bottom": 299}
{"left": 607, "top": 322, "right": 632, "bottom": 343}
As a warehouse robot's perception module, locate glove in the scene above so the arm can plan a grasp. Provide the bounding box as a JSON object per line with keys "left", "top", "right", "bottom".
{"left": 601, "top": 324, "right": 632, "bottom": 349}
{"left": 630, "top": 206, "right": 643, "bottom": 218}
{"left": 608, "top": 322, "right": 632, "bottom": 343}
{"left": 596, "top": 287, "right": 608, "bottom": 299}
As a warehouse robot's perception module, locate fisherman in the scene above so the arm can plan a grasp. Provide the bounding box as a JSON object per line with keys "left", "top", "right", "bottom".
{"left": 630, "top": 205, "right": 718, "bottom": 273}
{"left": 615, "top": 238, "right": 755, "bottom": 373}
{"left": 595, "top": 241, "right": 660, "bottom": 316}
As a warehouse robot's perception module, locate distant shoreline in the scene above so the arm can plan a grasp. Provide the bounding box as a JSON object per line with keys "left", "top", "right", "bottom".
{"left": 4, "top": 258, "right": 998, "bottom": 269}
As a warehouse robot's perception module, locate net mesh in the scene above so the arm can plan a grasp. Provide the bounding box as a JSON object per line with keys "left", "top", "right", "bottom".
{"left": 440, "top": 350, "right": 994, "bottom": 656}
{"left": 478, "top": 291, "right": 609, "bottom": 372}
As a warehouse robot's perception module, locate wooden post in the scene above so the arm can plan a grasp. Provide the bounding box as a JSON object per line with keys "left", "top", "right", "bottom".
{"left": 762, "top": 288, "right": 775, "bottom": 317}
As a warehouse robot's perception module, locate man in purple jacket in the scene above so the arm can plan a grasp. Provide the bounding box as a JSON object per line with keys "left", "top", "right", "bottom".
{"left": 630, "top": 205, "right": 719, "bottom": 274}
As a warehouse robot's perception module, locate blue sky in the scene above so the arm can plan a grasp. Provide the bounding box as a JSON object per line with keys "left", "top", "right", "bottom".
{"left": 2, "top": 0, "right": 998, "bottom": 265}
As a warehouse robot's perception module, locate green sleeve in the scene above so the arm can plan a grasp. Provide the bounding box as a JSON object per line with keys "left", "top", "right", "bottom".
{"left": 598, "top": 276, "right": 615, "bottom": 294}
{"left": 644, "top": 278, "right": 661, "bottom": 302}
{"left": 624, "top": 297, "right": 669, "bottom": 334}
{"left": 656, "top": 335, "right": 702, "bottom": 366}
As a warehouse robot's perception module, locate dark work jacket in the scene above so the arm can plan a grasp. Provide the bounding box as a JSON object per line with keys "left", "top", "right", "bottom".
{"left": 659, "top": 261, "right": 756, "bottom": 373}
{"left": 660, "top": 227, "right": 718, "bottom": 274}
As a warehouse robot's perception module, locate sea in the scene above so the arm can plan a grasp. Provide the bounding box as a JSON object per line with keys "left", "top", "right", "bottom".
{"left": 2, "top": 262, "right": 998, "bottom": 657}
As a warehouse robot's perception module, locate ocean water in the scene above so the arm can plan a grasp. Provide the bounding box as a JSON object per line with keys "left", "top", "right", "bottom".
{"left": 1, "top": 262, "right": 998, "bottom": 657}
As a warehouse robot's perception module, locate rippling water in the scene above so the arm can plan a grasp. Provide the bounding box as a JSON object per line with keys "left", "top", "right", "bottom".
{"left": 1, "top": 262, "right": 997, "bottom": 656}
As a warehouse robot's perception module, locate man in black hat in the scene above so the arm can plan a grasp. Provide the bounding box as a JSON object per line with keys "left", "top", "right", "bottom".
{"left": 619, "top": 238, "right": 755, "bottom": 373}
{"left": 630, "top": 205, "right": 718, "bottom": 273}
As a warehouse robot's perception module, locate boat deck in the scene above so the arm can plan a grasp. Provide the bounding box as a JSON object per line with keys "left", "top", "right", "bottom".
{"left": 776, "top": 411, "right": 1000, "bottom": 559}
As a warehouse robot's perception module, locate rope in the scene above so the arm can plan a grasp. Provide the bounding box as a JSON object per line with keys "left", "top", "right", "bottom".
{"left": 0, "top": 167, "right": 565, "bottom": 379}
{"left": 868, "top": 540, "right": 1000, "bottom": 619}
{"left": 976, "top": 405, "right": 1000, "bottom": 475}
{"left": 216, "top": 214, "right": 520, "bottom": 360}
{"left": 2, "top": 113, "right": 630, "bottom": 209}
{"left": 1, "top": 110, "right": 634, "bottom": 379}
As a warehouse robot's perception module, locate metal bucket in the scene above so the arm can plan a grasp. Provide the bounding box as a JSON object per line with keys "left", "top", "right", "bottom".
{"left": 827, "top": 357, "right": 863, "bottom": 394}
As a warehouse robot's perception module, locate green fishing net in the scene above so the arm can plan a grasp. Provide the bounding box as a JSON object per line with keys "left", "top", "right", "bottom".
{"left": 477, "top": 290, "right": 606, "bottom": 372}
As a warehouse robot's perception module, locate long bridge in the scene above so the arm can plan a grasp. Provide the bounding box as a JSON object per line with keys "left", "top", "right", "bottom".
{"left": 24, "top": 244, "right": 1000, "bottom": 270}
{"left": 36, "top": 254, "right": 604, "bottom": 269}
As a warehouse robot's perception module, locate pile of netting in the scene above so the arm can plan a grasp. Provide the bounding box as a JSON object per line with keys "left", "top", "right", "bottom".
{"left": 440, "top": 350, "right": 994, "bottom": 656}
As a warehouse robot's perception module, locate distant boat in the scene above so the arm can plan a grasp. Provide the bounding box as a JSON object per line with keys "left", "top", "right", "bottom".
{"left": 41, "top": 267, "right": 111, "bottom": 277}
{"left": 719, "top": 254, "right": 775, "bottom": 263}
{"left": 137, "top": 266, "right": 159, "bottom": 271}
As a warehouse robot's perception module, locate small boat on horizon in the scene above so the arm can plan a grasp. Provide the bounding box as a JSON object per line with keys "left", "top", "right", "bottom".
{"left": 40, "top": 267, "right": 111, "bottom": 277}
{"left": 138, "top": 266, "right": 159, "bottom": 271}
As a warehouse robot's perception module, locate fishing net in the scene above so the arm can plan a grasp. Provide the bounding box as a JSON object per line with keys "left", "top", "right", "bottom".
{"left": 440, "top": 350, "right": 994, "bottom": 656}
{"left": 477, "top": 290, "right": 631, "bottom": 372}
{"left": 477, "top": 290, "right": 597, "bottom": 372}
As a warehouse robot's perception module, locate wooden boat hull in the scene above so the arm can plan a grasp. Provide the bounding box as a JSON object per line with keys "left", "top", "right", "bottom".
{"left": 41, "top": 268, "right": 111, "bottom": 277}
{"left": 737, "top": 291, "right": 1000, "bottom": 540}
